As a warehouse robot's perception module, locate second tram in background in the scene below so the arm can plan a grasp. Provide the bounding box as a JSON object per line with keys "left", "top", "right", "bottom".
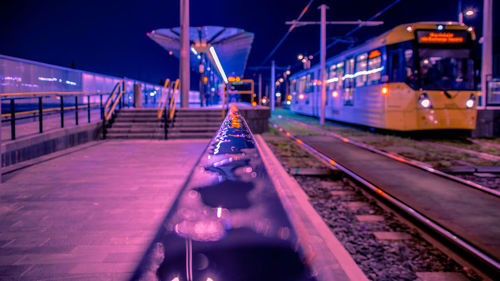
{"left": 289, "top": 22, "right": 480, "bottom": 131}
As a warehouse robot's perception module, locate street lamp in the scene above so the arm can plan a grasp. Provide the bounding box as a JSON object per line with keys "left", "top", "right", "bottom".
{"left": 299, "top": 56, "right": 311, "bottom": 69}
{"left": 465, "top": 8, "right": 475, "bottom": 17}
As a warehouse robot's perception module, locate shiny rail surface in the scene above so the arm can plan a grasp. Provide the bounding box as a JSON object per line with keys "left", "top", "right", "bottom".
{"left": 131, "top": 105, "right": 314, "bottom": 281}
{"left": 270, "top": 120, "right": 500, "bottom": 280}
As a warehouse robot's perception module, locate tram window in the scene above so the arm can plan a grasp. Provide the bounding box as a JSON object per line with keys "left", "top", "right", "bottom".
{"left": 336, "top": 62, "right": 345, "bottom": 90}
{"left": 344, "top": 58, "right": 355, "bottom": 89}
{"left": 306, "top": 74, "right": 312, "bottom": 93}
{"left": 355, "top": 53, "right": 368, "bottom": 87}
{"left": 368, "top": 50, "right": 382, "bottom": 85}
{"left": 329, "top": 65, "right": 337, "bottom": 91}
{"left": 298, "top": 77, "right": 306, "bottom": 93}
{"left": 418, "top": 48, "right": 474, "bottom": 90}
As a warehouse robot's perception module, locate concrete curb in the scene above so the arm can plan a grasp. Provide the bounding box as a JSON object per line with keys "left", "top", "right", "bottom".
{"left": 255, "top": 134, "right": 368, "bottom": 281}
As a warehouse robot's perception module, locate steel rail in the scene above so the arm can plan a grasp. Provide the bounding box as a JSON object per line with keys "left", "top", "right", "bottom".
{"left": 276, "top": 115, "right": 500, "bottom": 198}
{"left": 270, "top": 120, "right": 500, "bottom": 279}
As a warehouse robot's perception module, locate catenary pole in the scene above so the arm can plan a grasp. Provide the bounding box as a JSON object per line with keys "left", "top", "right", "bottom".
{"left": 271, "top": 60, "right": 276, "bottom": 111}
{"left": 481, "top": 0, "right": 492, "bottom": 106}
{"left": 319, "top": 4, "right": 328, "bottom": 125}
{"left": 180, "top": 0, "right": 190, "bottom": 108}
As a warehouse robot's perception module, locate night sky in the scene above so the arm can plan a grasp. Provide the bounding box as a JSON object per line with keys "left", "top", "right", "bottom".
{"left": 1, "top": 0, "right": 498, "bottom": 87}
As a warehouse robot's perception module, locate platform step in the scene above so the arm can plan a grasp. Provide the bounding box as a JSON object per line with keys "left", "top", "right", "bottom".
{"left": 167, "top": 132, "right": 214, "bottom": 139}
{"left": 168, "top": 127, "right": 219, "bottom": 133}
{"left": 106, "top": 132, "right": 164, "bottom": 139}
{"left": 111, "top": 122, "right": 164, "bottom": 128}
{"left": 113, "top": 117, "right": 161, "bottom": 122}
{"left": 115, "top": 114, "right": 159, "bottom": 119}
{"left": 173, "top": 117, "right": 223, "bottom": 123}
{"left": 170, "top": 121, "right": 221, "bottom": 127}
{"left": 175, "top": 112, "right": 222, "bottom": 117}
{"left": 107, "top": 127, "right": 163, "bottom": 134}
{"left": 118, "top": 109, "right": 157, "bottom": 113}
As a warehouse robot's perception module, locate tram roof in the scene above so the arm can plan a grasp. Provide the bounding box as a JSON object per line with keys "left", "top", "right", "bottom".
{"left": 290, "top": 22, "right": 473, "bottom": 79}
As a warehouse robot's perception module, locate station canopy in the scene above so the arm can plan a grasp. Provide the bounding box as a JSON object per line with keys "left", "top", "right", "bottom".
{"left": 148, "top": 26, "right": 254, "bottom": 81}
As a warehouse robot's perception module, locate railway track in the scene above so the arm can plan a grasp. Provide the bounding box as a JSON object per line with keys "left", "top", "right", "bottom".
{"left": 277, "top": 115, "right": 500, "bottom": 195}
{"left": 270, "top": 119, "right": 500, "bottom": 280}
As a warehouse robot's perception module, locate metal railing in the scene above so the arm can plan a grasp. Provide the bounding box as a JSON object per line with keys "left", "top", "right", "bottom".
{"left": 155, "top": 78, "right": 179, "bottom": 139}
{"left": 167, "top": 79, "right": 180, "bottom": 121}
{"left": 157, "top": 78, "right": 179, "bottom": 121}
{"left": 104, "top": 80, "right": 125, "bottom": 121}
{"left": 1, "top": 89, "right": 117, "bottom": 140}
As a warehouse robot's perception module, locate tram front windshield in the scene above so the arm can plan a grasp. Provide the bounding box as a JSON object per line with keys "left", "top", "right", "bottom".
{"left": 418, "top": 48, "right": 474, "bottom": 91}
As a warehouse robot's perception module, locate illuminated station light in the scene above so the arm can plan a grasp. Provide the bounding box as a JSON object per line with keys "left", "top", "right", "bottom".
{"left": 209, "top": 46, "right": 228, "bottom": 84}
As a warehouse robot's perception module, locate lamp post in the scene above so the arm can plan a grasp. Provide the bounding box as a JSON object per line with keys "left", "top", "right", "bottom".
{"left": 180, "top": 0, "right": 190, "bottom": 108}
{"left": 458, "top": 0, "right": 463, "bottom": 24}
{"left": 271, "top": 60, "right": 275, "bottom": 111}
{"left": 482, "top": 0, "right": 492, "bottom": 107}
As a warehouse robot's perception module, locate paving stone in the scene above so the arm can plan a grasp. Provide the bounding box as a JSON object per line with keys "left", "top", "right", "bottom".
{"left": 356, "top": 215, "right": 385, "bottom": 222}
{"left": 14, "top": 252, "right": 108, "bottom": 265}
{"left": 19, "top": 263, "right": 78, "bottom": 278}
{"left": 0, "top": 265, "right": 33, "bottom": 279}
{"left": 0, "top": 140, "right": 207, "bottom": 279}
{"left": 416, "top": 272, "right": 469, "bottom": 281}
{"left": 0, "top": 255, "right": 24, "bottom": 266}
{"left": 373, "top": 231, "right": 412, "bottom": 240}
{"left": 69, "top": 262, "right": 137, "bottom": 274}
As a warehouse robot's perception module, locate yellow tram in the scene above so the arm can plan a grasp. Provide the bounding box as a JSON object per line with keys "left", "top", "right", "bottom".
{"left": 290, "top": 22, "right": 480, "bottom": 131}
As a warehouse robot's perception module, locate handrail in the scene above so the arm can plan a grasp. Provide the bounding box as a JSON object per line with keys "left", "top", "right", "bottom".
{"left": 104, "top": 80, "right": 125, "bottom": 121}
{"left": 168, "top": 79, "right": 180, "bottom": 120}
{"left": 156, "top": 79, "right": 170, "bottom": 119}
{"left": 0, "top": 91, "right": 108, "bottom": 98}
{"left": 103, "top": 81, "right": 122, "bottom": 113}
{"left": 1, "top": 103, "right": 99, "bottom": 118}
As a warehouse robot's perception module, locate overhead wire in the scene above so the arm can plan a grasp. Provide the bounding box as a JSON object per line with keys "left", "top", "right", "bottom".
{"left": 312, "top": 0, "right": 403, "bottom": 57}
{"left": 259, "top": 0, "right": 316, "bottom": 66}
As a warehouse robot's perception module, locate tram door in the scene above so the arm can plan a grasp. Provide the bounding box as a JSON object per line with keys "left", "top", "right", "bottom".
{"left": 388, "top": 49, "right": 404, "bottom": 108}
{"left": 389, "top": 49, "right": 403, "bottom": 82}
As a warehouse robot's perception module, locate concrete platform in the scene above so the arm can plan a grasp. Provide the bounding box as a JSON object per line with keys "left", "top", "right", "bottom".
{"left": 255, "top": 135, "right": 368, "bottom": 281}
{"left": 0, "top": 139, "right": 208, "bottom": 280}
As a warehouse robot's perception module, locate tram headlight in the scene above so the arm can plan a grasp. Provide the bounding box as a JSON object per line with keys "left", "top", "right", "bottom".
{"left": 418, "top": 93, "right": 432, "bottom": 109}
{"left": 465, "top": 94, "right": 475, "bottom": 109}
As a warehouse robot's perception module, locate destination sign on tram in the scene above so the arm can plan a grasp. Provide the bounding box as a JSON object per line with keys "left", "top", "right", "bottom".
{"left": 416, "top": 30, "right": 468, "bottom": 44}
